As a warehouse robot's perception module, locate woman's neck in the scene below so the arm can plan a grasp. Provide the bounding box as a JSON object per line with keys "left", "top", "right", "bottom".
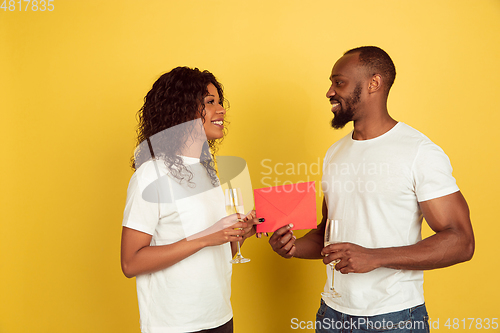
{"left": 179, "top": 138, "right": 204, "bottom": 158}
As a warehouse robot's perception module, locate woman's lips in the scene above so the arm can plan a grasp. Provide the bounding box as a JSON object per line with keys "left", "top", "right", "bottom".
{"left": 211, "top": 120, "right": 224, "bottom": 128}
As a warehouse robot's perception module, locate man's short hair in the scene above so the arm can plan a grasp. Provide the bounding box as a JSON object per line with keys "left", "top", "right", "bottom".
{"left": 344, "top": 46, "right": 396, "bottom": 92}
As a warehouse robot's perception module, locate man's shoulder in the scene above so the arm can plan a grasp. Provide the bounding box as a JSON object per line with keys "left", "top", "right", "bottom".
{"left": 396, "top": 123, "right": 446, "bottom": 152}
{"left": 396, "top": 122, "right": 432, "bottom": 142}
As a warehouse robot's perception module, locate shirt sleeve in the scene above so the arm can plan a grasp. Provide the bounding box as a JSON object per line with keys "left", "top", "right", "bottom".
{"left": 412, "top": 140, "right": 460, "bottom": 202}
{"left": 122, "top": 162, "right": 161, "bottom": 235}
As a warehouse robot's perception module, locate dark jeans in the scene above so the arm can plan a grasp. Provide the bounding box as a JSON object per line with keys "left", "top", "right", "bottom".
{"left": 316, "top": 299, "right": 430, "bottom": 332}
{"left": 190, "top": 318, "right": 233, "bottom": 333}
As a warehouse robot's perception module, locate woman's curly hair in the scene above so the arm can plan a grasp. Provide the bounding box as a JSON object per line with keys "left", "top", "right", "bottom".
{"left": 131, "top": 66, "right": 227, "bottom": 186}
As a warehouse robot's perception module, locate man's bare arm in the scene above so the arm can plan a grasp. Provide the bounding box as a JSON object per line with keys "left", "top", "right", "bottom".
{"left": 324, "top": 191, "right": 475, "bottom": 273}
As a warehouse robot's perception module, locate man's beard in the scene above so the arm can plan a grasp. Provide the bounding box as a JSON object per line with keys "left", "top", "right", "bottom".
{"left": 331, "top": 83, "right": 362, "bottom": 129}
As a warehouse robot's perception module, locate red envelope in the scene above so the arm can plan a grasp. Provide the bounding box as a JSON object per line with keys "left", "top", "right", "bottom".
{"left": 254, "top": 181, "right": 317, "bottom": 233}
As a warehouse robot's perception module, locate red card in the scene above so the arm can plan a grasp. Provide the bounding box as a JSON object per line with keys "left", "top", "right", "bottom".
{"left": 254, "top": 181, "right": 317, "bottom": 233}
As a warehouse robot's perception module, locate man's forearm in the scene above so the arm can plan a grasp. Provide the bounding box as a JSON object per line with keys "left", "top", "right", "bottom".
{"left": 293, "top": 231, "right": 324, "bottom": 259}
{"left": 376, "top": 228, "right": 474, "bottom": 271}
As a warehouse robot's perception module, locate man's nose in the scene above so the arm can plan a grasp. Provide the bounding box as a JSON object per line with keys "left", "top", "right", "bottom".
{"left": 326, "top": 86, "right": 336, "bottom": 99}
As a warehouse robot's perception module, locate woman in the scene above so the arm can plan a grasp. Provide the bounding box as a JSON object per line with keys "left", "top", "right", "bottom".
{"left": 121, "top": 67, "right": 259, "bottom": 333}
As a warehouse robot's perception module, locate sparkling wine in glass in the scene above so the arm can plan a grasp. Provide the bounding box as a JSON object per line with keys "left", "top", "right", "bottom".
{"left": 321, "top": 218, "right": 341, "bottom": 298}
{"left": 225, "top": 188, "right": 250, "bottom": 264}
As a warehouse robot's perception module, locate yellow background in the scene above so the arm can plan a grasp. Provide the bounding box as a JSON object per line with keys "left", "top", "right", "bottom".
{"left": 1, "top": 1, "right": 499, "bottom": 332}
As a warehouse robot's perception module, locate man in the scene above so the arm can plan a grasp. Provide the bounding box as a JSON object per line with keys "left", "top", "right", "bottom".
{"left": 269, "top": 46, "right": 474, "bottom": 332}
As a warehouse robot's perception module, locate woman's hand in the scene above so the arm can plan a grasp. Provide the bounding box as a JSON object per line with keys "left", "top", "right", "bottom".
{"left": 189, "top": 214, "right": 247, "bottom": 246}
{"left": 241, "top": 210, "right": 263, "bottom": 240}
{"left": 227, "top": 210, "right": 262, "bottom": 257}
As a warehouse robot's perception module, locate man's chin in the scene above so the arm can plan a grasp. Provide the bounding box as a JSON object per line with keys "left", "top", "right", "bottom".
{"left": 331, "top": 117, "right": 351, "bottom": 129}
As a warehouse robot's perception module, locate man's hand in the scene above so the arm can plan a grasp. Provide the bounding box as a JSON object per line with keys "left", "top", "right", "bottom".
{"left": 269, "top": 224, "right": 296, "bottom": 258}
{"left": 321, "top": 242, "right": 379, "bottom": 274}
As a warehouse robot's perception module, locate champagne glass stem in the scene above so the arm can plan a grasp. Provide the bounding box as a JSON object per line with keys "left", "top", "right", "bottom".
{"left": 231, "top": 186, "right": 242, "bottom": 257}
{"left": 226, "top": 187, "right": 250, "bottom": 264}
{"left": 330, "top": 264, "right": 335, "bottom": 291}
{"left": 321, "top": 219, "right": 341, "bottom": 298}
{"left": 236, "top": 239, "right": 242, "bottom": 257}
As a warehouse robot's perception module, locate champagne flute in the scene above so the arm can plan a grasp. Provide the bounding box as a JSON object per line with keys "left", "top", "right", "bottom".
{"left": 225, "top": 188, "right": 250, "bottom": 264}
{"left": 321, "top": 218, "right": 341, "bottom": 298}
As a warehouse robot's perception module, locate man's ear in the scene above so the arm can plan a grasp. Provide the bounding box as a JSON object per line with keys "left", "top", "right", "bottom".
{"left": 368, "top": 74, "right": 382, "bottom": 93}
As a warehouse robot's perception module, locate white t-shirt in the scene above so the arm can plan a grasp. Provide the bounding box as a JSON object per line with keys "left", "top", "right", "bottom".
{"left": 122, "top": 156, "right": 232, "bottom": 333}
{"left": 321, "top": 122, "right": 459, "bottom": 316}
